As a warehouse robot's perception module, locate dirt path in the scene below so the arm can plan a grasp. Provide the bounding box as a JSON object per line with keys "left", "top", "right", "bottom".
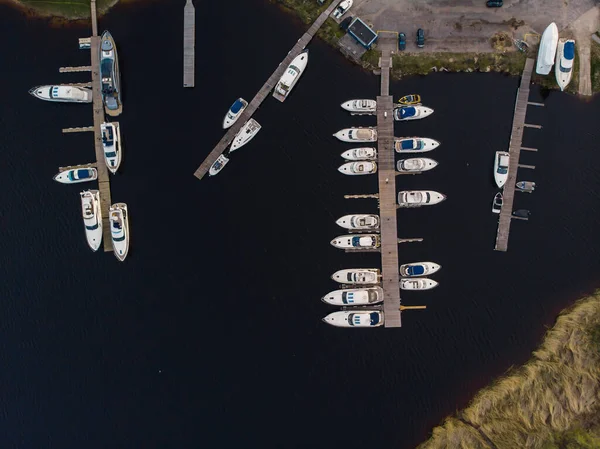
{"left": 568, "top": 6, "right": 599, "bottom": 96}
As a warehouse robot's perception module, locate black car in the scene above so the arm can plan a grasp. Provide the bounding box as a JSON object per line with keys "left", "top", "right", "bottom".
{"left": 398, "top": 32, "right": 406, "bottom": 51}
{"left": 486, "top": 0, "right": 503, "bottom": 6}
{"left": 416, "top": 28, "right": 425, "bottom": 48}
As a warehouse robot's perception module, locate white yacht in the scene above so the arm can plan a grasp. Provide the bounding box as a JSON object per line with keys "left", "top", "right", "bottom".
{"left": 331, "top": 268, "right": 381, "bottom": 284}
{"left": 399, "top": 262, "right": 441, "bottom": 277}
{"left": 332, "top": 0, "right": 353, "bottom": 19}
{"left": 209, "top": 154, "right": 229, "bottom": 176}
{"left": 536, "top": 22, "right": 559, "bottom": 75}
{"left": 397, "top": 158, "right": 438, "bottom": 173}
{"left": 341, "top": 147, "right": 377, "bottom": 161}
{"left": 400, "top": 278, "right": 438, "bottom": 290}
{"left": 333, "top": 127, "right": 377, "bottom": 142}
{"left": 80, "top": 190, "right": 102, "bottom": 252}
{"left": 101, "top": 122, "right": 122, "bottom": 174}
{"left": 53, "top": 167, "right": 98, "bottom": 184}
{"left": 340, "top": 99, "right": 376, "bottom": 114}
{"left": 322, "top": 309, "right": 383, "bottom": 328}
{"left": 330, "top": 234, "right": 380, "bottom": 250}
{"left": 322, "top": 287, "right": 383, "bottom": 306}
{"left": 336, "top": 214, "right": 380, "bottom": 230}
{"left": 230, "top": 118, "right": 261, "bottom": 151}
{"left": 494, "top": 151, "right": 510, "bottom": 188}
{"left": 29, "top": 85, "right": 92, "bottom": 103}
{"left": 394, "top": 137, "right": 440, "bottom": 153}
{"left": 394, "top": 105, "right": 434, "bottom": 121}
{"left": 397, "top": 190, "right": 446, "bottom": 207}
{"left": 222, "top": 98, "right": 248, "bottom": 129}
{"left": 338, "top": 161, "right": 377, "bottom": 175}
{"left": 273, "top": 50, "right": 309, "bottom": 102}
{"left": 555, "top": 39, "right": 575, "bottom": 90}
{"left": 109, "top": 203, "right": 129, "bottom": 261}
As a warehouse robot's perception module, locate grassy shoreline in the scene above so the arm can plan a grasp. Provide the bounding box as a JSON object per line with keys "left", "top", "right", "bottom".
{"left": 5, "top": 0, "right": 120, "bottom": 19}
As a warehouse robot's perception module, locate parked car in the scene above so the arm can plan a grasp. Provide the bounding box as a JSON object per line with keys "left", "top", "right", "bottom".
{"left": 416, "top": 28, "right": 425, "bottom": 48}
{"left": 398, "top": 32, "right": 406, "bottom": 50}
{"left": 486, "top": 0, "right": 503, "bottom": 6}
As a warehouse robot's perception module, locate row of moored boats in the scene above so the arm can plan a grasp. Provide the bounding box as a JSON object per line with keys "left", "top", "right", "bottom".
{"left": 535, "top": 22, "right": 575, "bottom": 91}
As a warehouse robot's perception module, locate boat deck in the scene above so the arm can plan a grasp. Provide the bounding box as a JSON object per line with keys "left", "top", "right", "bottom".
{"left": 183, "top": 0, "right": 195, "bottom": 87}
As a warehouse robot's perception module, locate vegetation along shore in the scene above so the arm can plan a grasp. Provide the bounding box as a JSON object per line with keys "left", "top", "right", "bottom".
{"left": 5, "top": 0, "right": 120, "bottom": 19}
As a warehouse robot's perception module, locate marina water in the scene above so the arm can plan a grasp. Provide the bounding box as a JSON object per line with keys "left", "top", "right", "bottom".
{"left": 2, "top": 1, "right": 600, "bottom": 447}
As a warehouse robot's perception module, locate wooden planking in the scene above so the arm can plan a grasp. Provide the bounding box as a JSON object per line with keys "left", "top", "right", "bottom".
{"left": 63, "top": 126, "right": 94, "bottom": 133}
{"left": 90, "top": 0, "right": 98, "bottom": 36}
{"left": 183, "top": 0, "right": 195, "bottom": 87}
{"left": 527, "top": 101, "right": 544, "bottom": 107}
{"left": 521, "top": 146, "right": 537, "bottom": 152}
{"left": 524, "top": 123, "right": 542, "bottom": 129}
{"left": 518, "top": 164, "right": 535, "bottom": 169}
{"left": 193, "top": 0, "right": 342, "bottom": 179}
{"left": 59, "top": 66, "right": 92, "bottom": 73}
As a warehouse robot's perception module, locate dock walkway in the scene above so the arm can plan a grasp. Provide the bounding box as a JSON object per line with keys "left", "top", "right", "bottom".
{"left": 193, "top": 0, "right": 341, "bottom": 179}
{"left": 183, "top": 0, "right": 195, "bottom": 87}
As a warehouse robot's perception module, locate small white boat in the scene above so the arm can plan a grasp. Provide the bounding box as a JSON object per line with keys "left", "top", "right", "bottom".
{"left": 516, "top": 181, "right": 536, "bottom": 192}
{"left": 331, "top": 268, "right": 381, "bottom": 284}
{"left": 222, "top": 98, "right": 248, "bottom": 129}
{"left": 492, "top": 192, "right": 503, "bottom": 214}
{"left": 332, "top": 0, "right": 353, "bottom": 19}
{"left": 397, "top": 158, "right": 438, "bottom": 173}
{"left": 53, "top": 167, "right": 98, "bottom": 184}
{"left": 333, "top": 127, "right": 377, "bottom": 142}
{"left": 536, "top": 22, "right": 559, "bottom": 75}
{"left": 394, "top": 137, "right": 440, "bottom": 153}
{"left": 400, "top": 278, "right": 439, "bottom": 290}
{"left": 80, "top": 190, "right": 102, "bottom": 252}
{"left": 322, "top": 287, "right": 383, "bottom": 306}
{"left": 330, "top": 234, "right": 380, "bottom": 250}
{"left": 101, "top": 122, "right": 122, "bottom": 174}
{"left": 28, "top": 85, "right": 92, "bottom": 103}
{"left": 399, "top": 261, "right": 441, "bottom": 277}
{"left": 109, "top": 202, "right": 129, "bottom": 261}
{"left": 394, "top": 105, "right": 434, "bottom": 121}
{"left": 341, "top": 147, "right": 377, "bottom": 160}
{"left": 230, "top": 118, "right": 261, "bottom": 151}
{"left": 322, "top": 309, "right": 383, "bottom": 328}
{"left": 336, "top": 214, "right": 380, "bottom": 230}
{"left": 340, "top": 99, "right": 376, "bottom": 114}
{"left": 555, "top": 39, "right": 575, "bottom": 90}
{"left": 209, "top": 154, "right": 230, "bottom": 176}
{"left": 397, "top": 190, "right": 446, "bottom": 207}
{"left": 273, "top": 50, "right": 309, "bottom": 102}
{"left": 338, "top": 161, "right": 377, "bottom": 175}
{"left": 494, "top": 151, "right": 510, "bottom": 188}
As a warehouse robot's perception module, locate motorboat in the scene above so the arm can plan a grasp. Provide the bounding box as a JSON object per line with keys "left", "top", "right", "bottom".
{"left": 273, "top": 50, "right": 309, "bottom": 102}
{"left": 516, "top": 181, "right": 536, "bottom": 192}
{"left": 397, "top": 190, "right": 446, "bottom": 207}
{"left": 331, "top": 268, "right": 381, "bottom": 284}
{"left": 330, "top": 234, "right": 380, "bottom": 249}
{"left": 340, "top": 99, "right": 376, "bottom": 114}
{"left": 536, "top": 22, "right": 559, "bottom": 75}
{"left": 400, "top": 278, "right": 438, "bottom": 290}
{"left": 222, "top": 98, "right": 248, "bottom": 129}
{"left": 341, "top": 147, "right": 377, "bottom": 160}
{"left": 397, "top": 158, "right": 438, "bottom": 173}
{"left": 333, "top": 127, "right": 377, "bottom": 142}
{"left": 338, "top": 161, "right": 377, "bottom": 175}
{"left": 555, "top": 39, "right": 575, "bottom": 91}
{"left": 322, "top": 310, "right": 384, "bottom": 328}
{"left": 399, "top": 262, "right": 441, "bottom": 277}
{"left": 336, "top": 214, "right": 380, "bottom": 230}
{"left": 80, "top": 190, "right": 102, "bottom": 252}
{"left": 209, "top": 154, "right": 230, "bottom": 176}
{"left": 394, "top": 137, "right": 440, "bottom": 153}
{"left": 230, "top": 118, "right": 261, "bottom": 151}
{"left": 394, "top": 105, "right": 434, "bottom": 121}
{"left": 101, "top": 122, "right": 122, "bottom": 174}
{"left": 109, "top": 202, "right": 129, "bottom": 261}
{"left": 398, "top": 94, "right": 421, "bottom": 105}
{"left": 53, "top": 167, "right": 98, "bottom": 184}
{"left": 494, "top": 151, "right": 510, "bottom": 188}
{"left": 332, "top": 0, "right": 353, "bottom": 19}
{"left": 492, "top": 192, "right": 503, "bottom": 214}
{"left": 99, "top": 30, "right": 122, "bottom": 115}
{"left": 322, "top": 287, "right": 383, "bottom": 306}
{"left": 513, "top": 209, "right": 531, "bottom": 219}
{"left": 28, "top": 85, "right": 92, "bottom": 103}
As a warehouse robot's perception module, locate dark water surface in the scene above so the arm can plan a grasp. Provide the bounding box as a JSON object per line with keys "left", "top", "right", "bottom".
{"left": 2, "top": 1, "right": 600, "bottom": 448}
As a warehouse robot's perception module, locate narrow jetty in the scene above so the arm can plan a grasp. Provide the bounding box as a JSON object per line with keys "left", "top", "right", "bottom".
{"left": 494, "top": 58, "right": 537, "bottom": 252}
{"left": 183, "top": 0, "right": 195, "bottom": 88}
{"left": 193, "top": 0, "right": 341, "bottom": 179}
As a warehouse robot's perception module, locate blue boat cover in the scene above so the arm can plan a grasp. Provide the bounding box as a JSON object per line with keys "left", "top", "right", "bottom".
{"left": 401, "top": 140, "right": 415, "bottom": 150}
{"left": 351, "top": 236, "right": 361, "bottom": 246}
{"left": 230, "top": 99, "right": 244, "bottom": 113}
{"left": 400, "top": 107, "right": 416, "bottom": 118}
{"left": 407, "top": 265, "right": 425, "bottom": 276}
{"left": 564, "top": 42, "right": 575, "bottom": 60}
{"left": 77, "top": 169, "right": 91, "bottom": 179}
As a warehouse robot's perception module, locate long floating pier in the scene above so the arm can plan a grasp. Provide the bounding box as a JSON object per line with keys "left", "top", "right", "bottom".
{"left": 183, "top": 0, "right": 195, "bottom": 87}
{"left": 193, "top": 0, "right": 341, "bottom": 179}
{"left": 494, "top": 58, "right": 537, "bottom": 252}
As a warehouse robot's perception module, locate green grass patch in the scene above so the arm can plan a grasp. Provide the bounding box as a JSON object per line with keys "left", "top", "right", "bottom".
{"left": 17, "top": 0, "right": 118, "bottom": 18}
{"left": 591, "top": 40, "right": 600, "bottom": 94}
{"left": 269, "top": 0, "right": 327, "bottom": 24}
{"left": 316, "top": 17, "right": 345, "bottom": 46}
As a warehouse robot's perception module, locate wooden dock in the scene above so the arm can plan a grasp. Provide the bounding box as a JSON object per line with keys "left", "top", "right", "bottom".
{"left": 193, "top": 0, "right": 341, "bottom": 179}
{"left": 494, "top": 58, "right": 537, "bottom": 252}
{"left": 59, "top": 66, "right": 92, "bottom": 73}
{"left": 183, "top": 0, "right": 195, "bottom": 88}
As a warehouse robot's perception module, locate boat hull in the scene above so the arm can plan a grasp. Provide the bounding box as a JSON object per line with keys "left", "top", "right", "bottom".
{"left": 81, "top": 190, "right": 103, "bottom": 252}
{"left": 396, "top": 158, "right": 438, "bottom": 172}
{"left": 222, "top": 98, "right": 248, "bottom": 129}
{"left": 338, "top": 161, "right": 377, "bottom": 175}
{"left": 110, "top": 203, "right": 129, "bottom": 261}
{"left": 394, "top": 137, "right": 440, "bottom": 153}
{"left": 100, "top": 30, "right": 122, "bottom": 116}
{"left": 340, "top": 99, "right": 376, "bottom": 114}
{"left": 231, "top": 118, "right": 261, "bottom": 151}
{"left": 555, "top": 39, "right": 575, "bottom": 91}
{"left": 397, "top": 190, "right": 446, "bottom": 207}
{"left": 399, "top": 262, "right": 441, "bottom": 277}
{"left": 400, "top": 278, "right": 439, "bottom": 290}
{"left": 29, "top": 85, "right": 92, "bottom": 103}
{"left": 273, "top": 50, "right": 309, "bottom": 102}
{"left": 322, "top": 310, "right": 384, "bottom": 328}
{"left": 536, "top": 22, "right": 559, "bottom": 75}
{"left": 492, "top": 192, "right": 503, "bottom": 213}
{"left": 333, "top": 128, "right": 377, "bottom": 142}
{"left": 332, "top": 0, "right": 353, "bottom": 19}
{"left": 53, "top": 168, "right": 98, "bottom": 184}
{"left": 494, "top": 151, "right": 510, "bottom": 188}
{"left": 394, "top": 105, "right": 434, "bottom": 121}
{"left": 336, "top": 214, "right": 380, "bottom": 230}
{"left": 322, "top": 287, "right": 383, "bottom": 306}
{"left": 331, "top": 268, "right": 380, "bottom": 284}
{"left": 101, "top": 122, "right": 122, "bottom": 174}
{"left": 330, "top": 234, "right": 380, "bottom": 249}
{"left": 341, "top": 147, "right": 377, "bottom": 160}
{"left": 209, "top": 154, "right": 230, "bottom": 176}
